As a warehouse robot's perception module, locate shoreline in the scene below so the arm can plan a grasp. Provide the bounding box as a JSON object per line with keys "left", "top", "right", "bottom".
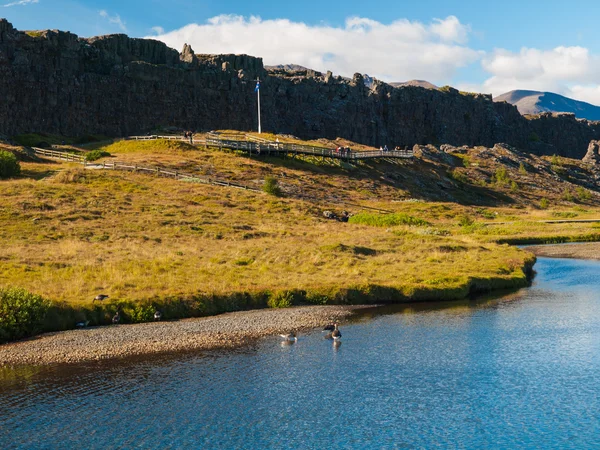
{"left": 526, "top": 242, "right": 600, "bottom": 260}
{"left": 0, "top": 305, "right": 366, "bottom": 367}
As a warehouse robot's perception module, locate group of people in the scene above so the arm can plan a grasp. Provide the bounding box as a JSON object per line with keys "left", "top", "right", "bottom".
{"left": 334, "top": 146, "right": 352, "bottom": 157}
{"left": 379, "top": 145, "right": 403, "bottom": 152}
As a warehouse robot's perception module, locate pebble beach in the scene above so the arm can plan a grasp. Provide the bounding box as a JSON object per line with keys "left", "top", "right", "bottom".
{"left": 0, "top": 305, "right": 363, "bottom": 366}
{"left": 526, "top": 242, "right": 600, "bottom": 260}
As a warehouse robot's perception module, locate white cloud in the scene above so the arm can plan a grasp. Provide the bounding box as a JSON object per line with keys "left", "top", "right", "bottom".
{"left": 99, "top": 9, "right": 127, "bottom": 32}
{"left": 458, "top": 46, "right": 600, "bottom": 105}
{"left": 148, "top": 14, "right": 481, "bottom": 83}
{"left": 3, "top": 0, "right": 38, "bottom": 7}
{"left": 144, "top": 14, "right": 600, "bottom": 106}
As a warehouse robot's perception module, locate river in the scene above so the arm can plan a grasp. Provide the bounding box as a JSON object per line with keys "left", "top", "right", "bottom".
{"left": 1, "top": 257, "right": 600, "bottom": 448}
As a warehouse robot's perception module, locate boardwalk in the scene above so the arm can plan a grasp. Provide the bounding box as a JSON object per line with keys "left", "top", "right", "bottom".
{"left": 127, "top": 132, "right": 414, "bottom": 161}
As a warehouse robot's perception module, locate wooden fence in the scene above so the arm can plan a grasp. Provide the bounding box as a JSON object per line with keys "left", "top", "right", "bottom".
{"left": 126, "top": 133, "right": 415, "bottom": 161}
{"left": 28, "top": 147, "right": 260, "bottom": 192}
{"left": 31, "top": 147, "right": 86, "bottom": 163}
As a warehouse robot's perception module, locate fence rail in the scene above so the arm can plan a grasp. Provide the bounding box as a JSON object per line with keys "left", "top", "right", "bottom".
{"left": 28, "top": 147, "right": 259, "bottom": 192}
{"left": 31, "top": 147, "right": 86, "bottom": 162}
{"left": 126, "top": 133, "right": 414, "bottom": 161}
{"left": 205, "top": 136, "right": 414, "bottom": 160}
{"left": 28, "top": 146, "right": 395, "bottom": 213}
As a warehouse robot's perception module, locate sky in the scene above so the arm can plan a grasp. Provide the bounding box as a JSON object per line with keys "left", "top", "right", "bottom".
{"left": 5, "top": 0, "right": 600, "bottom": 105}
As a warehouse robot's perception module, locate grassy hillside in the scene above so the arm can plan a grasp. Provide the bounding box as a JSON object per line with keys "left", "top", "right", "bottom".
{"left": 2, "top": 135, "right": 600, "bottom": 335}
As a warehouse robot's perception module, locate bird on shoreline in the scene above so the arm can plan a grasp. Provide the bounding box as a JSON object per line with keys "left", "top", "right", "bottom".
{"left": 280, "top": 331, "right": 297, "bottom": 342}
{"left": 332, "top": 323, "right": 342, "bottom": 340}
{"left": 154, "top": 310, "right": 162, "bottom": 321}
{"left": 112, "top": 311, "right": 120, "bottom": 325}
{"left": 75, "top": 320, "right": 89, "bottom": 329}
{"left": 93, "top": 294, "right": 109, "bottom": 303}
{"left": 323, "top": 321, "right": 336, "bottom": 332}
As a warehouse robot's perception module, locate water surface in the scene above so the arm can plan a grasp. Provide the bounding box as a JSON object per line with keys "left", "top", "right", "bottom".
{"left": 2, "top": 257, "right": 600, "bottom": 448}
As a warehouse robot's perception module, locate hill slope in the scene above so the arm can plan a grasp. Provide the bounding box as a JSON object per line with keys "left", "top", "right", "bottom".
{"left": 494, "top": 90, "right": 600, "bottom": 121}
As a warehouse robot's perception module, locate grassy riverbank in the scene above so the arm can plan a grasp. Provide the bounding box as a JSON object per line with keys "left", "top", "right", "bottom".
{"left": 2, "top": 137, "right": 600, "bottom": 340}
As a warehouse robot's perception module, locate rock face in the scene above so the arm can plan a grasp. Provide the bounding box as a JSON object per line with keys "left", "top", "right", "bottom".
{"left": 583, "top": 141, "right": 600, "bottom": 165}
{"left": 2, "top": 19, "right": 600, "bottom": 158}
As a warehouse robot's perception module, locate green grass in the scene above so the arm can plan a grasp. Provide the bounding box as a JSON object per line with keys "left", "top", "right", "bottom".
{"left": 2, "top": 136, "right": 600, "bottom": 341}
{"left": 349, "top": 212, "right": 430, "bottom": 227}
{"left": 93, "top": 139, "right": 197, "bottom": 153}
{"left": 85, "top": 150, "right": 111, "bottom": 162}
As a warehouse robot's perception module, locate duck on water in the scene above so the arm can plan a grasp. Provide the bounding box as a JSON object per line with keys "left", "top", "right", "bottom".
{"left": 280, "top": 331, "right": 298, "bottom": 342}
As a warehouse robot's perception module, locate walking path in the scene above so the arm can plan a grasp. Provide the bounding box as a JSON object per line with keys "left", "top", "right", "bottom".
{"left": 128, "top": 132, "right": 414, "bottom": 161}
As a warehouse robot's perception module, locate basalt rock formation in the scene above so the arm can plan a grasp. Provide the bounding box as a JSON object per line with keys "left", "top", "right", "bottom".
{"left": 2, "top": 19, "right": 600, "bottom": 158}
{"left": 583, "top": 140, "right": 600, "bottom": 165}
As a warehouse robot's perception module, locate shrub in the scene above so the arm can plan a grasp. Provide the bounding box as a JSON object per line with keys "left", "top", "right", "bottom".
{"left": 263, "top": 176, "right": 282, "bottom": 196}
{"left": 0, "top": 288, "right": 51, "bottom": 343}
{"left": 0, "top": 150, "right": 21, "bottom": 179}
{"left": 458, "top": 214, "right": 474, "bottom": 227}
{"left": 449, "top": 169, "right": 469, "bottom": 183}
{"left": 562, "top": 189, "right": 574, "bottom": 202}
{"left": 85, "top": 150, "right": 111, "bottom": 161}
{"left": 576, "top": 186, "right": 592, "bottom": 202}
{"left": 540, "top": 198, "right": 550, "bottom": 209}
{"left": 494, "top": 168, "right": 510, "bottom": 185}
{"left": 519, "top": 162, "right": 527, "bottom": 174}
{"left": 510, "top": 180, "right": 519, "bottom": 192}
{"left": 267, "top": 291, "right": 294, "bottom": 308}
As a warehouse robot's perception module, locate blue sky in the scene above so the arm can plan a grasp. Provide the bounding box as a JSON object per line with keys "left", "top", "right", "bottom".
{"left": 4, "top": 0, "right": 600, "bottom": 103}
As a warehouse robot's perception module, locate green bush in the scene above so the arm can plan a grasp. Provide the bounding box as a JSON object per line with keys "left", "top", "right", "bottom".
{"left": 562, "top": 189, "right": 574, "bottom": 202}
{"left": 519, "top": 162, "right": 527, "bottom": 174}
{"left": 576, "top": 186, "right": 592, "bottom": 202}
{"left": 540, "top": 198, "right": 550, "bottom": 209}
{"left": 449, "top": 168, "right": 469, "bottom": 184}
{"left": 0, "top": 288, "right": 51, "bottom": 343}
{"left": 349, "top": 212, "right": 430, "bottom": 227}
{"left": 458, "top": 214, "right": 474, "bottom": 227}
{"left": 267, "top": 291, "right": 294, "bottom": 308}
{"left": 494, "top": 168, "right": 510, "bottom": 185}
{"left": 0, "top": 150, "right": 21, "bottom": 179}
{"left": 85, "top": 150, "right": 111, "bottom": 162}
{"left": 263, "top": 176, "right": 282, "bottom": 196}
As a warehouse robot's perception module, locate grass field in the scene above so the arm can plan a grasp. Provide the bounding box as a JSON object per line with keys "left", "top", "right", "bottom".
{"left": 2, "top": 137, "right": 600, "bottom": 333}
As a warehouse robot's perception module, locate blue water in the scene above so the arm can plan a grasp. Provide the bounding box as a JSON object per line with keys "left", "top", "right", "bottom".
{"left": 2, "top": 257, "right": 600, "bottom": 449}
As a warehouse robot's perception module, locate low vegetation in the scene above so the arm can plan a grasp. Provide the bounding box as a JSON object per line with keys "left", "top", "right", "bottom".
{"left": 0, "top": 150, "right": 20, "bottom": 179}
{"left": 2, "top": 134, "right": 600, "bottom": 341}
{"left": 85, "top": 150, "right": 111, "bottom": 162}
{"left": 0, "top": 288, "right": 51, "bottom": 343}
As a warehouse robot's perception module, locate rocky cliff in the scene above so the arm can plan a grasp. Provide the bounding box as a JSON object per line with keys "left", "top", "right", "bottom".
{"left": 2, "top": 19, "right": 600, "bottom": 158}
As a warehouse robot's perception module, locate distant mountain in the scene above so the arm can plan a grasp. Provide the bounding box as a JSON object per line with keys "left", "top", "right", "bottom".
{"left": 389, "top": 80, "right": 438, "bottom": 90}
{"left": 494, "top": 90, "right": 600, "bottom": 121}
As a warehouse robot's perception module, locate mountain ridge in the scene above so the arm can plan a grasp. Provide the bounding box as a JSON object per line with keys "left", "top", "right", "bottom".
{"left": 494, "top": 90, "right": 600, "bottom": 121}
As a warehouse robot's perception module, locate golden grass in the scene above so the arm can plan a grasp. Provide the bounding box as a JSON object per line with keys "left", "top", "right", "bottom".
{"left": 0, "top": 163, "right": 536, "bottom": 306}
{"left": 3, "top": 138, "right": 600, "bottom": 310}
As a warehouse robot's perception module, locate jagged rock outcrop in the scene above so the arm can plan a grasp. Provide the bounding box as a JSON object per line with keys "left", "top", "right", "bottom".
{"left": 2, "top": 19, "right": 600, "bottom": 158}
{"left": 583, "top": 140, "right": 600, "bottom": 165}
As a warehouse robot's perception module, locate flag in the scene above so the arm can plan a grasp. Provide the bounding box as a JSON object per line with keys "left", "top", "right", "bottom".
{"left": 255, "top": 80, "right": 260, "bottom": 92}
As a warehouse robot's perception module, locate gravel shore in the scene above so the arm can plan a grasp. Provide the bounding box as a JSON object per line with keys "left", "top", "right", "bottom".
{"left": 527, "top": 242, "right": 600, "bottom": 260}
{"left": 0, "top": 305, "right": 364, "bottom": 366}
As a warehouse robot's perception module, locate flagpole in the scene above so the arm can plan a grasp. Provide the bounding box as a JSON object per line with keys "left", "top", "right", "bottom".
{"left": 257, "top": 78, "right": 262, "bottom": 134}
